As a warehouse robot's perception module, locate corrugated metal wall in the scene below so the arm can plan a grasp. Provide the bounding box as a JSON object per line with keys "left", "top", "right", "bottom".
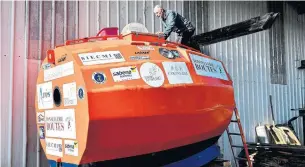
{"left": 203, "top": 1, "right": 272, "bottom": 159}
{"left": 1, "top": 1, "right": 305, "bottom": 166}
{"left": 283, "top": 1, "right": 305, "bottom": 146}
{"left": 200, "top": 1, "right": 305, "bottom": 161}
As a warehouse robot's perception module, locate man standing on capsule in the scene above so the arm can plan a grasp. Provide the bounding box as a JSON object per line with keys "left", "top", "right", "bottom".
{"left": 153, "top": 5, "right": 197, "bottom": 49}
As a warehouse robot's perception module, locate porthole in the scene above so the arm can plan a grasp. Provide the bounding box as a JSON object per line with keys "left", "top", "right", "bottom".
{"left": 53, "top": 86, "right": 61, "bottom": 107}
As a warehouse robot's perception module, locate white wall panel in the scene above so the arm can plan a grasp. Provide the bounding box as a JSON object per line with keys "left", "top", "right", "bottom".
{"left": 1, "top": 1, "right": 13, "bottom": 166}
{"left": 1, "top": 1, "right": 28, "bottom": 167}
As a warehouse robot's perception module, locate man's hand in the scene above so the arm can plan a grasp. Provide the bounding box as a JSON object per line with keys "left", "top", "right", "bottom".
{"left": 156, "top": 32, "right": 164, "bottom": 35}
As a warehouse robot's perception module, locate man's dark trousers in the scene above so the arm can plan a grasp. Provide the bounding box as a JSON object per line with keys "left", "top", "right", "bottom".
{"left": 177, "top": 30, "right": 200, "bottom": 50}
{"left": 180, "top": 30, "right": 194, "bottom": 46}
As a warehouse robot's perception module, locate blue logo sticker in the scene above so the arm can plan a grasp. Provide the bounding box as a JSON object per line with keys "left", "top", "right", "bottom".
{"left": 39, "top": 126, "right": 45, "bottom": 139}
{"left": 78, "top": 87, "right": 84, "bottom": 100}
{"left": 92, "top": 72, "right": 106, "bottom": 84}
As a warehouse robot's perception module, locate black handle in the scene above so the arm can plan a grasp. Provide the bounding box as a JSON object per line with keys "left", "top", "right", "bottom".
{"left": 269, "top": 95, "right": 275, "bottom": 122}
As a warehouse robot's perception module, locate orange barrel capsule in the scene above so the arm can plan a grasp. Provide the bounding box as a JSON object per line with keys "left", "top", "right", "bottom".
{"left": 35, "top": 28, "right": 235, "bottom": 167}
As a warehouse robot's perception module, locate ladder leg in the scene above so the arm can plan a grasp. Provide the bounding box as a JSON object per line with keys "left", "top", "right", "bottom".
{"left": 226, "top": 129, "right": 238, "bottom": 166}
{"left": 233, "top": 108, "right": 252, "bottom": 167}
{"left": 226, "top": 107, "right": 253, "bottom": 167}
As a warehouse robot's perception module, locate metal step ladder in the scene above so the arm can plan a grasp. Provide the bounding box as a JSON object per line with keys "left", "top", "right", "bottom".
{"left": 226, "top": 107, "right": 253, "bottom": 167}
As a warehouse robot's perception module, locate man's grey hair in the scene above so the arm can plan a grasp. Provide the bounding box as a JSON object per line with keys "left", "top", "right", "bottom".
{"left": 154, "top": 5, "right": 163, "bottom": 13}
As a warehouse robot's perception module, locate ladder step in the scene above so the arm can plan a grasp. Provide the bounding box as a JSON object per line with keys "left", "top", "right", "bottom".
{"left": 231, "top": 120, "right": 238, "bottom": 123}
{"left": 234, "top": 156, "right": 248, "bottom": 161}
{"left": 228, "top": 132, "right": 241, "bottom": 136}
{"left": 231, "top": 145, "right": 244, "bottom": 148}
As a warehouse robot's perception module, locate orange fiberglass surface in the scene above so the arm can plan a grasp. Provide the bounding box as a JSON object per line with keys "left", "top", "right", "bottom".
{"left": 35, "top": 26, "right": 235, "bottom": 166}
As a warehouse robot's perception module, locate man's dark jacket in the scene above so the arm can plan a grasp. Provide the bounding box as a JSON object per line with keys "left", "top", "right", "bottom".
{"left": 161, "top": 10, "right": 195, "bottom": 39}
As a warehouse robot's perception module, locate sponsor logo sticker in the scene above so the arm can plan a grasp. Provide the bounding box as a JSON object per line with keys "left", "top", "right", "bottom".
{"left": 130, "top": 55, "right": 150, "bottom": 60}
{"left": 37, "top": 112, "right": 45, "bottom": 124}
{"left": 45, "top": 109, "right": 76, "bottom": 139}
{"left": 110, "top": 66, "right": 140, "bottom": 82}
{"left": 78, "top": 51, "right": 125, "bottom": 66}
{"left": 39, "top": 126, "right": 45, "bottom": 139}
{"left": 189, "top": 53, "right": 228, "bottom": 81}
{"left": 44, "top": 61, "right": 74, "bottom": 81}
{"left": 137, "top": 46, "right": 155, "bottom": 51}
{"left": 42, "top": 63, "right": 51, "bottom": 70}
{"left": 57, "top": 54, "right": 67, "bottom": 63}
{"left": 64, "top": 140, "right": 78, "bottom": 156}
{"left": 140, "top": 62, "right": 165, "bottom": 87}
{"left": 92, "top": 72, "right": 107, "bottom": 84}
{"left": 135, "top": 51, "right": 149, "bottom": 54}
{"left": 78, "top": 87, "right": 84, "bottom": 100}
{"left": 37, "top": 81, "right": 53, "bottom": 110}
{"left": 63, "top": 82, "right": 77, "bottom": 106}
{"left": 162, "top": 62, "right": 193, "bottom": 84}
{"left": 45, "top": 138, "right": 63, "bottom": 157}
